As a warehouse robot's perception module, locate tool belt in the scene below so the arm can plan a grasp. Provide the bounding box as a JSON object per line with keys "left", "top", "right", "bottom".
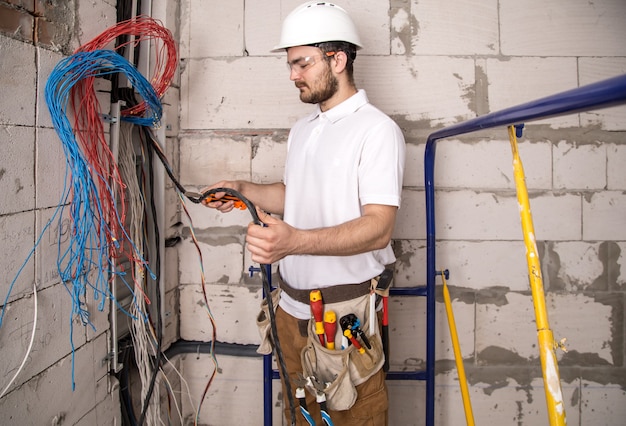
{"left": 277, "top": 274, "right": 371, "bottom": 305}
{"left": 300, "top": 292, "right": 383, "bottom": 411}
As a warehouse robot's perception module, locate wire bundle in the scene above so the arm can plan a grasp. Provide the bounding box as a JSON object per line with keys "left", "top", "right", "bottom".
{"left": 44, "top": 49, "right": 161, "bottom": 388}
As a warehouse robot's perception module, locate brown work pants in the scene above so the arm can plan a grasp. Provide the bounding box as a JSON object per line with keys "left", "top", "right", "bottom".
{"left": 274, "top": 306, "right": 389, "bottom": 426}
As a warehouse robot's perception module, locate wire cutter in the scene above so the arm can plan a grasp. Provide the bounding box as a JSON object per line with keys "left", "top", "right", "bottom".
{"left": 295, "top": 374, "right": 315, "bottom": 426}
{"left": 308, "top": 375, "right": 334, "bottom": 426}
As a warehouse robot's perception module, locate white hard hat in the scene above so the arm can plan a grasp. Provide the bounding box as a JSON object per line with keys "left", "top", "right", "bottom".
{"left": 271, "top": 1, "right": 363, "bottom": 52}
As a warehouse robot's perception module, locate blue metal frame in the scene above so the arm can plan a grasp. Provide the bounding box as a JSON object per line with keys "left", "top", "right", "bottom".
{"left": 263, "top": 74, "right": 626, "bottom": 426}
{"left": 423, "top": 74, "right": 626, "bottom": 426}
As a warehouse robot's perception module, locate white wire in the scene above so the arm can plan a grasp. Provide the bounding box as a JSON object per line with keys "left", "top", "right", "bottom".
{"left": 0, "top": 281, "right": 38, "bottom": 399}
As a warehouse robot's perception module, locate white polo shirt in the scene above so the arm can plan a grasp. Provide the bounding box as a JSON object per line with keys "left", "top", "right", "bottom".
{"left": 278, "top": 89, "right": 406, "bottom": 319}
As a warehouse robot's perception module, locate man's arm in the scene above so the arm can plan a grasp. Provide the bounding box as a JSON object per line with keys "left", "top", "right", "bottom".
{"left": 203, "top": 180, "right": 286, "bottom": 216}
{"left": 246, "top": 204, "right": 397, "bottom": 265}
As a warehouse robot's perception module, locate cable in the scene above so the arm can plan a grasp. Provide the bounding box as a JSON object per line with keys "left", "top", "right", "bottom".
{"left": 0, "top": 281, "right": 38, "bottom": 399}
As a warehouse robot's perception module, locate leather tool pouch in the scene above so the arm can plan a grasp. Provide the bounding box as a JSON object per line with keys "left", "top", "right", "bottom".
{"left": 300, "top": 292, "right": 384, "bottom": 411}
{"left": 255, "top": 288, "right": 281, "bottom": 355}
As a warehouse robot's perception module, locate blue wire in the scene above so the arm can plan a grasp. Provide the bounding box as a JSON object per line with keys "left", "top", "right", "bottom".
{"left": 0, "top": 49, "right": 162, "bottom": 391}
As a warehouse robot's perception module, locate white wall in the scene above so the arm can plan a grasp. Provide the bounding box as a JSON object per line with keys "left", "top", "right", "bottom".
{"left": 177, "top": 1, "right": 626, "bottom": 425}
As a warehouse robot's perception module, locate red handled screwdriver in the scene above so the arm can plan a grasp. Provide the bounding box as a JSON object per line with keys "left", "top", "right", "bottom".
{"left": 310, "top": 290, "right": 325, "bottom": 346}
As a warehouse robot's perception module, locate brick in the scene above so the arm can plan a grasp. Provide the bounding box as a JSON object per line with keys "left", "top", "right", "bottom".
{"left": 251, "top": 134, "right": 288, "bottom": 184}
{"left": 0, "top": 3, "right": 33, "bottom": 42}
{"left": 583, "top": 191, "right": 626, "bottom": 240}
{"left": 581, "top": 380, "right": 626, "bottom": 425}
{"left": 178, "top": 239, "right": 244, "bottom": 285}
{"left": 436, "top": 241, "right": 529, "bottom": 291}
{"left": 35, "top": 127, "right": 67, "bottom": 209}
{"left": 179, "top": 134, "right": 251, "bottom": 185}
{"left": 0, "top": 125, "right": 35, "bottom": 214}
{"left": 180, "top": 0, "right": 244, "bottom": 58}
{"left": 0, "top": 211, "right": 34, "bottom": 304}
{"left": 0, "top": 36, "right": 36, "bottom": 126}
{"left": 394, "top": 188, "right": 426, "bottom": 240}
{"left": 411, "top": 0, "right": 499, "bottom": 55}
{"left": 357, "top": 55, "right": 476, "bottom": 126}
{"left": 607, "top": 144, "right": 626, "bottom": 190}
{"left": 579, "top": 58, "right": 626, "bottom": 131}
{"left": 546, "top": 293, "right": 613, "bottom": 364}
{"left": 182, "top": 56, "right": 312, "bottom": 129}
{"left": 179, "top": 354, "right": 277, "bottom": 424}
{"left": 475, "top": 292, "right": 537, "bottom": 360}
{"left": 501, "top": 0, "right": 626, "bottom": 57}
{"left": 545, "top": 242, "right": 605, "bottom": 292}
{"left": 179, "top": 283, "right": 261, "bottom": 344}
{"left": 435, "top": 138, "right": 552, "bottom": 190}
{"left": 485, "top": 58, "right": 579, "bottom": 128}
{"left": 0, "top": 333, "right": 104, "bottom": 424}
{"left": 553, "top": 140, "right": 606, "bottom": 190}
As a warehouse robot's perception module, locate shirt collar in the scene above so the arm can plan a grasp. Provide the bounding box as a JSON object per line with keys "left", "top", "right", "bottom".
{"left": 306, "top": 89, "right": 369, "bottom": 123}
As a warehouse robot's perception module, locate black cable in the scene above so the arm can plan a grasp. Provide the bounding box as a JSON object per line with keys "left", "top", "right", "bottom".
{"left": 137, "top": 129, "right": 163, "bottom": 426}
{"left": 143, "top": 127, "right": 297, "bottom": 424}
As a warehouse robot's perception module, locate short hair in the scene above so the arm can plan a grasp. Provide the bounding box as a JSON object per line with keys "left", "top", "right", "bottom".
{"left": 314, "top": 41, "right": 357, "bottom": 84}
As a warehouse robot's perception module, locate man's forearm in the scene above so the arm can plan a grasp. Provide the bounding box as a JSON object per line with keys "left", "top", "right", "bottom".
{"left": 237, "top": 181, "right": 285, "bottom": 215}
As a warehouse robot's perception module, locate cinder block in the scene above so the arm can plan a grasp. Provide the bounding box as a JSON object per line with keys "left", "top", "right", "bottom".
{"left": 434, "top": 190, "right": 521, "bottom": 240}
{"left": 387, "top": 380, "right": 425, "bottom": 425}
{"left": 0, "top": 211, "right": 35, "bottom": 304}
{"left": 0, "top": 333, "right": 103, "bottom": 425}
{"left": 251, "top": 134, "right": 288, "bottom": 184}
{"left": 357, "top": 56, "right": 476, "bottom": 126}
{"left": 553, "top": 140, "right": 606, "bottom": 190}
{"left": 411, "top": 0, "right": 499, "bottom": 55}
{"left": 178, "top": 283, "right": 261, "bottom": 345}
{"left": 0, "top": 284, "right": 86, "bottom": 396}
{"left": 403, "top": 142, "right": 425, "bottom": 189}
{"left": 0, "top": 126, "right": 35, "bottom": 215}
{"left": 485, "top": 58, "right": 579, "bottom": 128}
{"left": 36, "top": 47, "right": 65, "bottom": 129}
{"left": 162, "top": 88, "right": 180, "bottom": 137}
{"left": 436, "top": 241, "right": 529, "bottom": 291}
{"left": 435, "top": 138, "right": 552, "bottom": 190}
{"left": 73, "top": 0, "right": 117, "bottom": 50}
{"left": 393, "top": 239, "right": 427, "bottom": 287}
{"left": 394, "top": 188, "right": 426, "bottom": 240}
{"left": 581, "top": 380, "right": 626, "bottom": 425}
{"left": 243, "top": 1, "right": 281, "bottom": 56}
{"left": 179, "top": 0, "right": 244, "bottom": 58}
{"left": 501, "top": 0, "right": 626, "bottom": 57}
{"left": 179, "top": 134, "right": 251, "bottom": 185}
{"left": 545, "top": 242, "right": 604, "bottom": 292}
{"left": 579, "top": 58, "right": 626, "bottom": 131}
{"left": 35, "top": 206, "right": 71, "bottom": 291}
{"left": 435, "top": 297, "right": 476, "bottom": 362}
{"left": 387, "top": 294, "right": 427, "bottom": 368}
{"left": 181, "top": 56, "right": 312, "bottom": 129}
{"left": 35, "top": 127, "right": 67, "bottom": 209}
{"left": 546, "top": 293, "right": 613, "bottom": 364}
{"left": 583, "top": 191, "right": 626, "bottom": 240}
{"left": 162, "top": 287, "right": 180, "bottom": 349}
{"left": 183, "top": 190, "right": 251, "bottom": 229}
{"left": 529, "top": 193, "right": 583, "bottom": 241}
{"left": 607, "top": 144, "right": 626, "bottom": 190}
{"left": 179, "top": 354, "right": 274, "bottom": 424}
{"left": 178, "top": 238, "right": 244, "bottom": 285}
{"left": 475, "top": 292, "right": 537, "bottom": 360}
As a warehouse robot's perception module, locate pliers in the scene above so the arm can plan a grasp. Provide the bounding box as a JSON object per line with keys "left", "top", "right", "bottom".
{"left": 295, "top": 374, "right": 315, "bottom": 426}
{"left": 308, "top": 376, "right": 334, "bottom": 426}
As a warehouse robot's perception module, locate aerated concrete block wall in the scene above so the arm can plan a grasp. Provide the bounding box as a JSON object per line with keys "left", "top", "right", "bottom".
{"left": 176, "top": 0, "right": 626, "bottom": 425}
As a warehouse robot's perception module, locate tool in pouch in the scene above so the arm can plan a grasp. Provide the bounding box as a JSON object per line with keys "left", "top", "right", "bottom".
{"left": 300, "top": 290, "right": 384, "bottom": 412}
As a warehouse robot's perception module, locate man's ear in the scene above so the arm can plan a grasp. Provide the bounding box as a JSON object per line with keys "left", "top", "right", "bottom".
{"left": 332, "top": 50, "right": 349, "bottom": 74}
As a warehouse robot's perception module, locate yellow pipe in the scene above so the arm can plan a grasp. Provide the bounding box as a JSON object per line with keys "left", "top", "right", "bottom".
{"left": 508, "top": 126, "right": 567, "bottom": 426}
{"left": 442, "top": 272, "right": 475, "bottom": 426}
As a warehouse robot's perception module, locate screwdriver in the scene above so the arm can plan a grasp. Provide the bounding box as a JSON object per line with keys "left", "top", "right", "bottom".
{"left": 310, "top": 290, "right": 325, "bottom": 346}
{"left": 323, "top": 310, "right": 337, "bottom": 349}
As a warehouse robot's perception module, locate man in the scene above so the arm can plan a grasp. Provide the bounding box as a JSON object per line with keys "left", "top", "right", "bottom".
{"left": 204, "top": 2, "right": 405, "bottom": 424}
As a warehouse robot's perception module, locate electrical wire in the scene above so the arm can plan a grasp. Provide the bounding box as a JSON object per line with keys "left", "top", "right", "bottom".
{"left": 142, "top": 127, "right": 297, "bottom": 425}
{"left": 44, "top": 49, "right": 161, "bottom": 390}
{"left": 0, "top": 281, "right": 38, "bottom": 399}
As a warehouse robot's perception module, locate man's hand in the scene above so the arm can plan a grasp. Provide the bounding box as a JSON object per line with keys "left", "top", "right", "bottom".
{"left": 200, "top": 181, "right": 241, "bottom": 213}
{"left": 246, "top": 209, "right": 297, "bottom": 264}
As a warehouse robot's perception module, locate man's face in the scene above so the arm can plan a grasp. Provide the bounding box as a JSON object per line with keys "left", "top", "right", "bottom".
{"left": 286, "top": 46, "right": 338, "bottom": 105}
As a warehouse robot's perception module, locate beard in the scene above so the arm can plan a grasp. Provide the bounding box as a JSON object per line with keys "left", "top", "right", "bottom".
{"left": 297, "top": 66, "right": 339, "bottom": 105}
